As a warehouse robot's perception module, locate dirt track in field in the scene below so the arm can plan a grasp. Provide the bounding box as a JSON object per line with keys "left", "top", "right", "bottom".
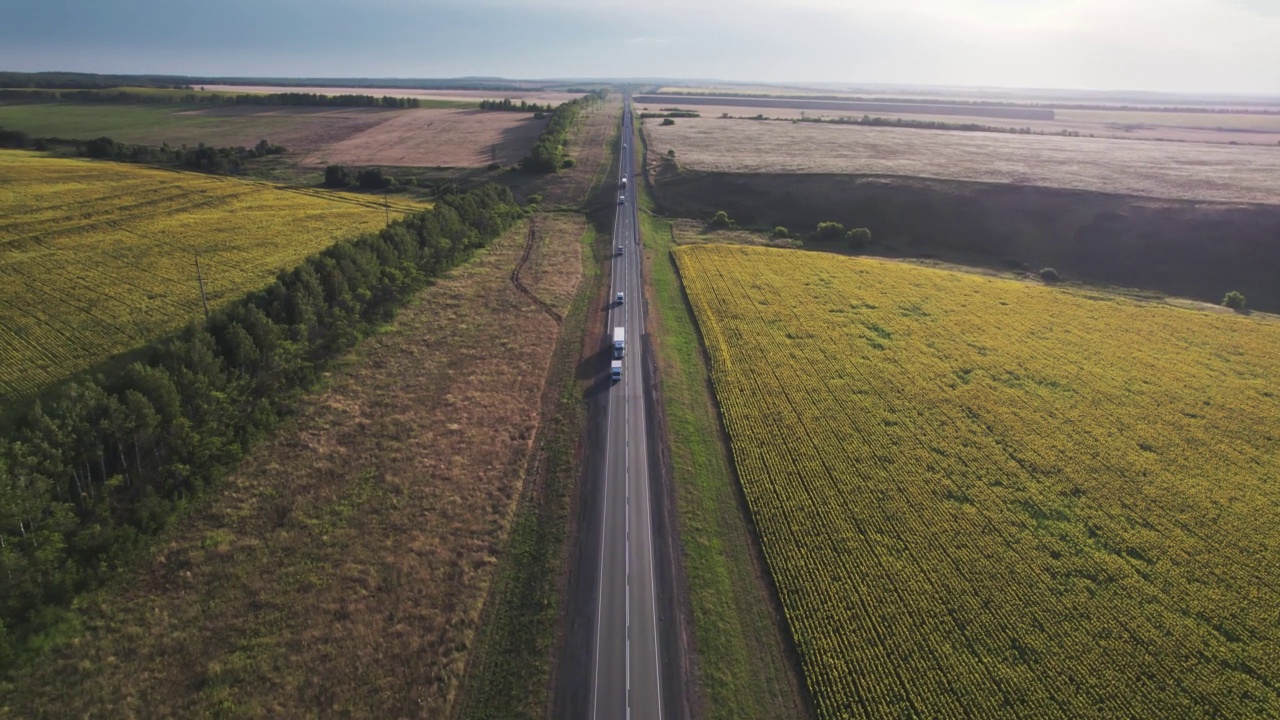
{"left": 300, "top": 108, "right": 548, "bottom": 168}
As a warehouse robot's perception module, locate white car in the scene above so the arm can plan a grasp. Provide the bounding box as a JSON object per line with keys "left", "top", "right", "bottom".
{"left": 618, "top": 194, "right": 626, "bottom": 205}
{"left": 616, "top": 292, "right": 625, "bottom": 305}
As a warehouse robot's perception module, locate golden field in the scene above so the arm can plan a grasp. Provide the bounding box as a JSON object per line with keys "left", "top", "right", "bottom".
{"left": 675, "top": 243, "right": 1280, "bottom": 718}
{"left": 0, "top": 150, "right": 429, "bottom": 399}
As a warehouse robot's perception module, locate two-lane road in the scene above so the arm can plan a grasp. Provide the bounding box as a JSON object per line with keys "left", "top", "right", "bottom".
{"left": 591, "top": 99, "right": 666, "bottom": 720}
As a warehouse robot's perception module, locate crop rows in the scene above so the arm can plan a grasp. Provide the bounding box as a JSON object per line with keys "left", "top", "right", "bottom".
{"left": 675, "top": 243, "right": 1280, "bottom": 718}
{"left": 0, "top": 150, "right": 430, "bottom": 399}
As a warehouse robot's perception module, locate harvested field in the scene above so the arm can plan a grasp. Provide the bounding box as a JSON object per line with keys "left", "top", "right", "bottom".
{"left": 301, "top": 108, "right": 547, "bottom": 167}
{"left": 645, "top": 116, "right": 1280, "bottom": 204}
{"left": 637, "top": 102, "right": 1280, "bottom": 145}
{"left": 0, "top": 215, "right": 586, "bottom": 718}
{"left": 202, "top": 85, "right": 585, "bottom": 105}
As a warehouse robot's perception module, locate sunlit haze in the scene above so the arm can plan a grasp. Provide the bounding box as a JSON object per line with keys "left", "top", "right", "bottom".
{"left": 2, "top": 0, "right": 1278, "bottom": 94}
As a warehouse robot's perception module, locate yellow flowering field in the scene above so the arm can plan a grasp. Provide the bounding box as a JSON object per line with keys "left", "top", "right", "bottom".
{"left": 675, "top": 243, "right": 1280, "bottom": 719}
{"left": 0, "top": 150, "right": 429, "bottom": 399}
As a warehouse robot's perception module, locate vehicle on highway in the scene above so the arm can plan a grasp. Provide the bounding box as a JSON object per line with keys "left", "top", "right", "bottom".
{"left": 612, "top": 326, "right": 626, "bottom": 358}
{"left": 616, "top": 244, "right": 624, "bottom": 255}
{"left": 610, "top": 359, "right": 622, "bottom": 382}
{"left": 616, "top": 291, "right": 624, "bottom": 304}
{"left": 619, "top": 177, "right": 627, "bottom": 188}
{"left": 618, "top": 194, "right": 625, "bottom": 205}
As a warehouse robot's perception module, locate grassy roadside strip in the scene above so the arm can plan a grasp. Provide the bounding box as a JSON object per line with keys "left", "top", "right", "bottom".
{"left": 634, "top": 120, "right": 810, "bottom": 720}
{"left": 454, "top": 219, "right": 601, "bottom": 720}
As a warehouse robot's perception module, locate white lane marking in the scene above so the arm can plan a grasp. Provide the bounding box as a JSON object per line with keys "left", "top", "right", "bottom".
{"left": 591, "top": 121, "right": 633, "bottom": 720}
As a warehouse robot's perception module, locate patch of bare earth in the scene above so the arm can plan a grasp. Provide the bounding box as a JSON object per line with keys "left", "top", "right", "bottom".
{"left": 646, "top": 116, "right": 1280, "bottom": 204}
{"left": 302, "top": 109, "right": 548, "bottom": 168}
{"left": 2, "top": 216, "right": 584, "bottom": 719}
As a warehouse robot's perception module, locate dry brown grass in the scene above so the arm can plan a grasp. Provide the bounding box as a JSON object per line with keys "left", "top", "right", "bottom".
{"left": 532, "top": 98, "right": 622, "bottom": 208}
{"left": 300, "top": 108, "right": 548, "bottom": 168}
{"left": 652, "top": 103, "right": 1280, "bottom": 144}
{"left": 646, "top": 116, "right": 1280, "bottom": 204}
{"left": 1, "top": 215, "right": 585, "bottom": 719}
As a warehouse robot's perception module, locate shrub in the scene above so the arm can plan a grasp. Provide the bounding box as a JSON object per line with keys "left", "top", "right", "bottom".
{"left": 772, "top": 226, "right": 790, "bottom": 239}
{"left": 1223, "top": 291, "right": 1247, "bottom": 310}
{"left": 526, "top": 194, "right": 543, "bottom": 206}
{"left": 356, "top": 167, "right": 390, "bottom": 190}
{"left": 845, "top": 227, "right": 872, "bottom": 248}
{"left": 661, "top": 118, "right": 675, "bottom": 126}
{"left": 324, "top": 164, "right": 351, "bottom": 188}
{"left": 561, "top": 157, "right": 575, "bottom": 168}
{"left": 815, "top": 221, "right": 845, "bottom": 242}
{"left": 709, "top": 210, "right": 733, "bottom": 229}
{"left": 666, "top": 149, "right": 676, "bottom": 158}
{"left": 487, "top": 162, "right": 501, "bottom": 171}
{"left": 1039, "top": 267, "right": 1061, "bottom": 282}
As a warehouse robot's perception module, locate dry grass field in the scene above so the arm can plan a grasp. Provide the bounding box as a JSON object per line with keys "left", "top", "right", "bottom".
{"left": 0, "top": 150, "right": 430, "bottom": 399}
{"left": 645, "top": 117, "right": 1280, "bottom": 204}
{"left": 0, "top": 215, "right": 586, "bottom": 719}
{"left": 639, "top": 101, "right": 1280, "bottom": 145}
{"left": 300, "top": 108, "right": 547, "bottom": 167}
{"left": 677, "top": 243, "right": 1280, "bottom": 719}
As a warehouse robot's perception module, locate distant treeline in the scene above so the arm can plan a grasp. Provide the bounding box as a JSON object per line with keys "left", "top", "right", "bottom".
{"left": 83, "top": 137, "right": 287, "bottom": 173}
{"left": 0, "top": 128, "right": 287, "bottom": 174}
{"left": 0, "top": 88, "right": 421, "bottom": 108}
{"left": 479, "top": 98, "right": 553, "bottom": 112}
{"left": 0, "top": 71, "right": 552, "bottom": 92}
{"left": 787, "top": 114, "right": 1083, "bottom": 137}
{"left": 521, "top": 89, "right": 609, "bottom": 173}
{"left": 0, "top": 71, "right": 192, "bottom": 90}
{"left": 0, "top": 184, "right": 525, "bottom": 674}
{"left": 647, "top": 90, "right": 1280, "bottom": 115}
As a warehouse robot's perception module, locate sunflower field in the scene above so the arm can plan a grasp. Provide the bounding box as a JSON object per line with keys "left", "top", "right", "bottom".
{"left": 675, "top": 243, "right": 1280, "bottom": 718}
{"left": 0, "top": 150, "right": 428, "bottom": 399}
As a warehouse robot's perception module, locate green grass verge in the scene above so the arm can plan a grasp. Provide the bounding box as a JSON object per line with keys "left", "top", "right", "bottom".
{"left": 634, "top": 123, "right": 809, "bottom": 720}
{"left": 454, "top": 220, "right": 601, "bottom": 720}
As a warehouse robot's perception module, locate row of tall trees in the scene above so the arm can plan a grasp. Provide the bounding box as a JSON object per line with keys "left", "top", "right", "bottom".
{"left": 80, "top": 137, "right": 286, "bottom": 174}
{"left": 479, "top": 98, "right": 552, "bottom": 112}
{"left": 0, "top": 89, "right": 421, "bottom": 108}
{"left": 521, "top": 90, "right": 608, "bottom": 173}
{"left": 0, "top": 184, "right": 525, "bottom": 673}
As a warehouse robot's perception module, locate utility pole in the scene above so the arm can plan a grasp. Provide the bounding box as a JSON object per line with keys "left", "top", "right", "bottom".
{"left": 194, "top": 251, "right": 210, "bottom": 320}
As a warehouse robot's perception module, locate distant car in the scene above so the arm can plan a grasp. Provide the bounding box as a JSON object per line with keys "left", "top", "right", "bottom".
{"left": 618, "top": 194, "right": 626, "bottom": 205}
{"left": 616, "top": 245, "right": 624, "bottom": 255}
{"left": 616, "top": 291, "right": 625, "bottom": 305}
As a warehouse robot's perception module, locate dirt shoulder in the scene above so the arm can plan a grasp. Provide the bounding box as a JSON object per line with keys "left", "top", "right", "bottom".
{"left": 1, "top": 217, "right": 581, "bottom": 719}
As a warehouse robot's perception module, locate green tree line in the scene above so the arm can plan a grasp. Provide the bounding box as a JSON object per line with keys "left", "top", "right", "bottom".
{"left": 0, "top": 89, "right": 421, "bottom": 108}
{"left": 0, "top": 184, "right": 525, "bottom": 675}
{"left": 520, "top": 89, "right": 608, "bottom": 174}
{"left": 479, "top": 98, "right": 552, "bottom": 112}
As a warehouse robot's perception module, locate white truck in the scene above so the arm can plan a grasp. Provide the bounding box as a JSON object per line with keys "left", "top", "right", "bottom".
{"left": 612, "top": 326, "right": 626, "bottom": 359}
{"left": 610, "top": 360, "right": 623, "bottom": 382}
{"left": 619, "top": 176, "right": 628, "bottom": 189}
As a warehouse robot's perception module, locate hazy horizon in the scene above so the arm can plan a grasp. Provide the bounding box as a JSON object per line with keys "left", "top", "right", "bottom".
{"left": 2, "top": 0, "right": 1278, "bottom": 95}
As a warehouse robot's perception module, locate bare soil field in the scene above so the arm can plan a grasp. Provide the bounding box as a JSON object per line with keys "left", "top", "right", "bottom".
{"left": 300, "top": 108, "right": 548, "bottom": 167}
{"left": 0, "top": 215, "right": 585, "bottom": 718}
{"left": 646, "top": 116, "right": 1280, "bottom": 204}
{"left": 202, "top": 84, "right": 585, "bottom": 104}
{"left": 637, "top": 101, "right": 1280, "bottom": 145}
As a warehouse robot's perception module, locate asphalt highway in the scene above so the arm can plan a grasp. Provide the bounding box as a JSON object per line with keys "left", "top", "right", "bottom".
{"left": 590, "top": 99, "right": 664, "bottom": 720}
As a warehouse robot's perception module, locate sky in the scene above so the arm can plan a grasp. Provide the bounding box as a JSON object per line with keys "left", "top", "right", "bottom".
{"left": 1, "top": 0, "right": 1278, "bottom": 94}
